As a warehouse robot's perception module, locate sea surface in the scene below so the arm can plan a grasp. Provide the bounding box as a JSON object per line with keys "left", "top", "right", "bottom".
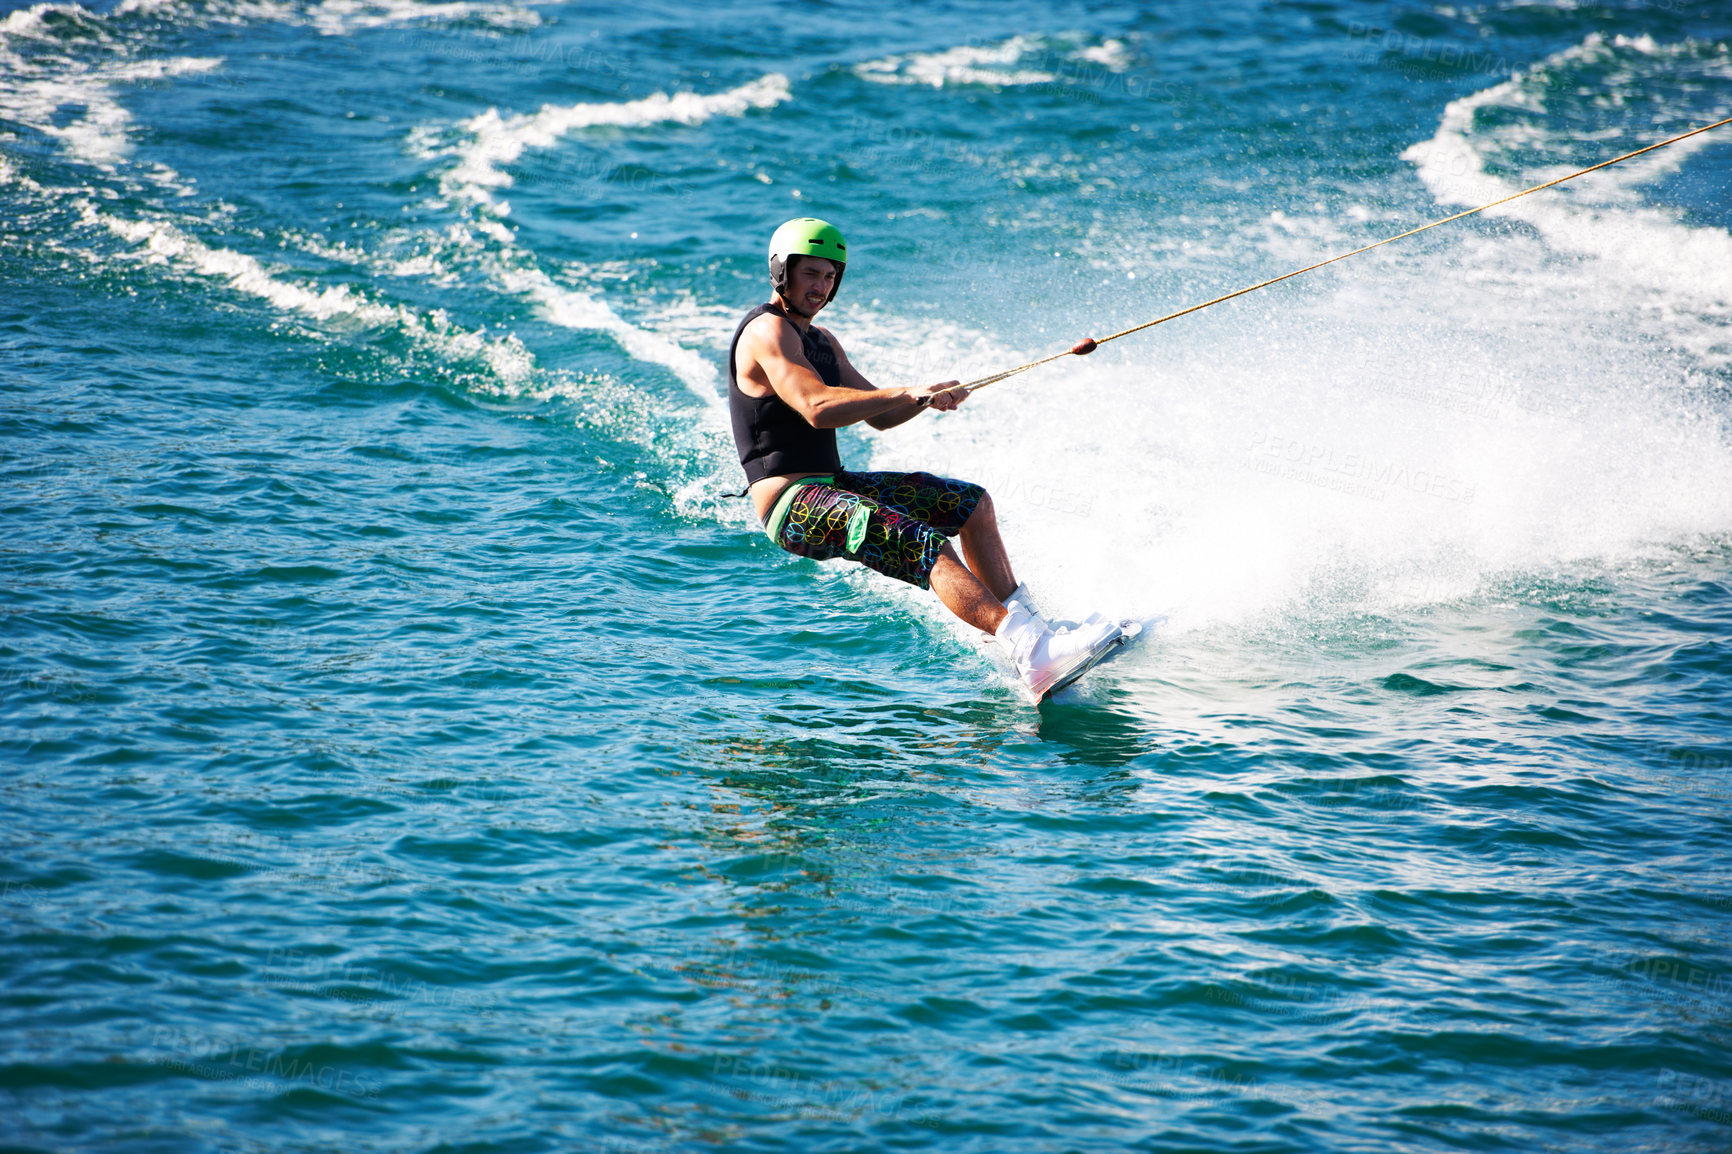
{"left": 4, "top": 0, "right": 1732, "bottom": 1150}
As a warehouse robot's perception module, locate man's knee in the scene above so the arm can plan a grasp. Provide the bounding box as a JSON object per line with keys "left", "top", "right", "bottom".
{"left": 963, "top": 490, "right": 996, "bottom": 531}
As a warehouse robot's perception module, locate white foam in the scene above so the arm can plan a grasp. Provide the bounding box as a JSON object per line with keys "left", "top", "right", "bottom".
{"left": 854, "top": 36, "right": 1056, "bottom": 88}
{"left": 867, "top": 306, "right": 1732, "bottom": 635}
{"left": 0, "top": 0, "right": 556, "bottom": 194}
{"left": 0, "top": 144, "right": 60, "bottom": 195}
{"left": 0, "top": 0, "right": 223, "bottom": 176}
{"left": 1612, "top": 32, "right": 1660, "bottom": 55}
{"left": 80, "top": 57, "right": 222, "bottom": 166}
{"left": 379, "top": 252, "right": 447, "bottom": 279}
{"left": 0, "top": 3, "right": 88, "bottom": 41}
{"left": 637, "top": 294, "right": 742, "bottom": 355}
{"left": 821, "top": 300, "right": 1030, "bottom": 393}
{"left": 494, "top": 264, "right": 720, "bottom": 402}
{"left": 843, "top": 35, "right": 1732, "bottom": 634}
{"left": 83, "top": 198, "right": 738, "bottom": 512}
{"left": 0, "top": 0, "right": 538, "bottom": 46}
{"left": 98, "top": 208, "right": 401, "bottom": 321}
{"left": 3, "top": 0, "right": 734, "bottom": 408}
{"left": 402, "top": 78, "right": 791, "bottom": 403}
{"left": 92, "top": 206, "right": 536, "bottom": 384}
{"left": 439, "top": 74, "right": 790, "bottom": 214}
{"left": 1402, "top": 33, "right": 1732, "bottom": 364}
{"left": 0, "top": 0, "right": 750, "bottom": 509}
{"left": 308, "top": 0, "right": 539, "bottom": 37}
{"left": 1074, "top": 38, "right": 1129, "bottom": 71}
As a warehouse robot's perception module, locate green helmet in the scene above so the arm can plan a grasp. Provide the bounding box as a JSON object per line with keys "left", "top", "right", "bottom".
{"left": 768, "top": 217, "right": 847, "bottom": 303}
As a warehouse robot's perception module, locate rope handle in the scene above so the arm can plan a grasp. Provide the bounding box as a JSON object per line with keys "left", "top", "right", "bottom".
{"left": 956, "top": 113, "right": 1732, "bottom": 396}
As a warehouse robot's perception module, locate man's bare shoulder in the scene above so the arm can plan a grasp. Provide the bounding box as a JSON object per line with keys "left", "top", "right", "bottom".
{"left": 740, "top": 310, "right": 798, "bottom": 356}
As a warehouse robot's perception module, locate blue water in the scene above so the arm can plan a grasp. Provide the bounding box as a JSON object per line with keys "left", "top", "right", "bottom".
{"left": 5, "top": 0, "right": 1732, "bottom": 1150}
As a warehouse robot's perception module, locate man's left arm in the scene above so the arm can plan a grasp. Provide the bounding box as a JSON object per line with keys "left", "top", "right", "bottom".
{"left": 824, "top": 328, "right": 962, "bottom": 430}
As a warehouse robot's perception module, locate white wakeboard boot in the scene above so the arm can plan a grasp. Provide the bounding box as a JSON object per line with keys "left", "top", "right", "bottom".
{"left": 1000, "top": 584, "right": 1115, "bottom": 634}
{"left": 977, "top": 582, "right": 1044, "bottom": 644}
{"left": 992, "top": 604, "right": 1125, "bottom": 701}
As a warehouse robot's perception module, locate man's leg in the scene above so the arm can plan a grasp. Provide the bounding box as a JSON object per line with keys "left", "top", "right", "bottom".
{"left": 771, "top": 474, "right": 1013, "bottom": 633}
{"left": 830, "top": 471, "right": 1015, "bottom": 598}
{"left": 929, "top": 546, "right": 1008, "bottom": 635}
{"left": 958, "top": 493, "right": 1018, "bottom": 601}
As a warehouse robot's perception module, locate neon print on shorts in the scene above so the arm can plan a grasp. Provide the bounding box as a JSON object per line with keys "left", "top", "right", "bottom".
{"left": 774, "top": 470, "right": 984, "bottom": 589}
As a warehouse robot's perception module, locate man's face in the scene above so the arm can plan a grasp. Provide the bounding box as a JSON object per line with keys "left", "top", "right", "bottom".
{"left": 785, "top": 255, "right": 839, "bottom": 317}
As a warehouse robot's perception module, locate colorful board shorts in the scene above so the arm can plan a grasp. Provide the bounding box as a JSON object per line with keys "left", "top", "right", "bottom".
{"left": 762, "top": 470, "right": 985, "bottom": 590}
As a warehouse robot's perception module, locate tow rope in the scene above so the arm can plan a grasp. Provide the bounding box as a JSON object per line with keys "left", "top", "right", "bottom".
{"left": 957, "top": 114, "right": 1732, "bottom": 396}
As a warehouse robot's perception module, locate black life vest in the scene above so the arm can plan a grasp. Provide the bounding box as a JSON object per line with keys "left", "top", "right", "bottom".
{"left": 727, "top": 300, "right": 845, "bottom": 485}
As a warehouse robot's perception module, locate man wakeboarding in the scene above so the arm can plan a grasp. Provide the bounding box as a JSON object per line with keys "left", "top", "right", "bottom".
{"left": 729, "top": 217, "right": 1131, "bottom": 700}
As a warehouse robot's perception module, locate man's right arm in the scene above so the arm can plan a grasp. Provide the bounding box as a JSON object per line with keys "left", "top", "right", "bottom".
{"left": 741, "top": 316, "right": 948, "bottom": 430}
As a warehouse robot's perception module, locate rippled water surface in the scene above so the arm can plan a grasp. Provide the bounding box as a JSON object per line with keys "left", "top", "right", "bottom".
{"left": 5, "top": 0, "right": 1732, "bottom": 1150}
